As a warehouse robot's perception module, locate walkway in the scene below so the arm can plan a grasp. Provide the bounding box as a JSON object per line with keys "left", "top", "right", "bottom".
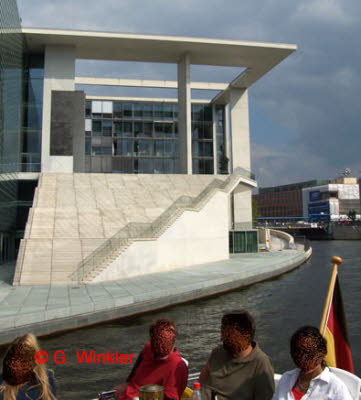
{"left": 0, "top": 249, "right": 311, "bottom": 344}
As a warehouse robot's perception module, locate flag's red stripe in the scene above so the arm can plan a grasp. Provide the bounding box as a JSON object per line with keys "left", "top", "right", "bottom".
{"left": 327, "top": 301, "right": 354, "bottom": 372}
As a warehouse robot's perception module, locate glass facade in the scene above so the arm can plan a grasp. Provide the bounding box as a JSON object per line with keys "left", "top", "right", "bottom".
{"left": 0, "top": 0, "right": 30, "bottom": 262}
{"left": 86, "top": 100, "right": 180, "bottom": 174}
{"left": 191, "top": 104, "right": 214, "bottom": 174}
{"left": 0, "top": 0, "right": 23, "bottom": 167}
{"left": 85, "top": 100, "right": 223, "bottom": 174}
{"left": 215, "top": 105, "right": 228, "bottom": 174}
{"left": 21, "top": 54, "right": 44, "bottom": 172}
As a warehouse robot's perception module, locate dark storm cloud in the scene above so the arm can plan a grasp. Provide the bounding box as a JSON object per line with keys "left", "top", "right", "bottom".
{"left": 17, "top": 0, "right": 361, "bottom": 185}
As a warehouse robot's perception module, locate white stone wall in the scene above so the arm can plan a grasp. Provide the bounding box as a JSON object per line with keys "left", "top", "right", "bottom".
{"left": 93, "top": 191, "right": 230, "bottom": 282}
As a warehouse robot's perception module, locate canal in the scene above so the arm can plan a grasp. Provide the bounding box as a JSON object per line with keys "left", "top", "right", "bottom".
{"left": 1, "top": 240, "right": 361, "bottom": 399}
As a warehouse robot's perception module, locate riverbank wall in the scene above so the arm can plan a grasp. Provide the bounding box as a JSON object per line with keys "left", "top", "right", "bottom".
{"left": 0, "top": 248, "right": 311, "bottom": 345}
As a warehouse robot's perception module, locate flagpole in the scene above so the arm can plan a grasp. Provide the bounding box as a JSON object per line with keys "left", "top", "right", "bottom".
{"left": 320, "top": 256, "right": 343, "bottom": 335}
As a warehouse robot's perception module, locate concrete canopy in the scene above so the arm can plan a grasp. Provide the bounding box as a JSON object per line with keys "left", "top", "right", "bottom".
{"left": 23, "top": 28, "right": 297, "bottom": 88}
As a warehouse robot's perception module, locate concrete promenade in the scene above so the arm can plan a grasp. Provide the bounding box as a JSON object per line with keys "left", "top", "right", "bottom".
{"left": 0, "top": 249, "right": 311, "bottom": 345}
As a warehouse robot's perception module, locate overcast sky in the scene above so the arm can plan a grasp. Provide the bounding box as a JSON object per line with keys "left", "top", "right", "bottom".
{"left": 17, "top": 0, "right": 361, "bottom": 187}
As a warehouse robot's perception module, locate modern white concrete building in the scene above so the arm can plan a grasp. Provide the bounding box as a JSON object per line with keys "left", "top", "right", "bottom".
{"left": 302, "top": 177, "right": 361, "bottom": 221}
{"left": 3, "top": 26, "right": 297, "bottom": 284}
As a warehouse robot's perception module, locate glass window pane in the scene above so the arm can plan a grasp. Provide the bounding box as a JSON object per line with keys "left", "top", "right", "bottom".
{"left": 144, "top": 122, "right": 153, "bottom": 137}
{"left": 114, "top": 139, "right": 122, "bottom": 155}
{"left": 192, "top": 141, "right": 200, "bottom": 157}
{"left": 102, "top": 120, "right": 112, "bottom": 136}
{"left": 204, "top": 159, "right": 214, "bottom": 174}
{"left": 134, "top": 103, "right": 142, "bottom": 118}
{"left": 123, "top": 121, "right": 133, "bottom": 137}
{"left": 155, "top": 122, "right": 164, "bottom": 137}
{"left": 138, "top": 158, "right": 153, "bottom": 173}
{"left": 203, "top": 105, "right": 212, "bottom": 121}
{"left": 154, "top": 159, "right": 164, "bottom": 174}
{"left": 122, "top": 140, "right": 133, "bottom": 156}
{"left": 143, "top": 103, "right": 153, "bottom": 118}
{"left": 113, "top": 102, "right": 122, "bottom": 118}
{"left": 163, "top": 159, "right": 174, "bottom": 173}
{"left": 155, "top": 141, "right": 164, "bottom": 156}
{"left": 203, "top": 122, "right": 213, "bottom": 139}
{"left": 134, "top": 122, "right": 143, "bottom": 137}
{"left": 85, "top": 138, "right": 91, "bottom": 155}
{"left": 192, "top": 122, "right": 202, "bottom": 139}
{"left": 100, "top": 147, "right": 111, "bottom": 155}
{"left": 92, "top": 120, "right": 102, "bottom": 133}
{"left": 92, "top": 147, "right": 102, "bottom": 155}
{"left": 163, "top": 122, "right": 173, "bottom": 137}
{"left": 154, "top": 103, "right": 163, "bottom": 118}
{"left": 123, "top": 103, "right": 133, "bottom": 118}
{"left": 164, "top": 141, "right": 173, "bottom": 156}
{"left": 85, "top": 101, "right": 91, "bottom": 117}
{"left": 114, "top": 121, "right": 122, "bottom": 136}
{"left": 164, "top": 103, "right": 173, "bottom": 119}
{"left": 203, "top": 142, "right": 213, "bottom": 157}
{"left": 192, "top": 104, "right": 203, "bottom": 121}
{"left": 138, "top": 140, "right": 153, "bottom": 156}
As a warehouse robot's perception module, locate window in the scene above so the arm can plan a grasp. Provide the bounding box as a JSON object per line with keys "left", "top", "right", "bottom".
{"left": 143, "top": 103, "right": 153, "bottom": 118}
{"left": 137, "top": 140, "right": 153, "bottom": 156}
{"left": 102, "top": 120, "right": 112, "bottom": 136}
{"left": 144, "top": 122, "right": 153, "bottom": 137}
{"left": 164, "top": 103, "right": 173, "bottom": 119}
{"left": 114, "top": 121, "right": 122, "bottom": 136}
{"left": 134, "top": 122, "right": 143, "bottom": 137}
{"left": 134, "top": 103, "right": 143, "bottom": 118}
{"left": 123, "top": 103, "right": 133, "bottom": 118}
{"left": 123, "top": 121, "right": 132, "bottom": 137}
{"left": 113, "top": 102, "right": 122, "bottom": 118}
{"left": 92, "top": 120, "right": 102, "bottom": 135}
{"left": 85, "top": 101, "right": 91, "bottom": 117}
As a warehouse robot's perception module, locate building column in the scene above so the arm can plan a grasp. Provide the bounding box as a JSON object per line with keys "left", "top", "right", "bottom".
{"left": 229, "top": 88, "right": 250, "bottom": 172}
{"left": 177, "top": 53, "right": 192, "bottom": 174}
{"left": 228, "top": 88, "right": 253, "bottom": 229}
{"left": 42, "top": 45, "right": 76, "bottom": 172}
{"left": 224, "top": 103, "right": 232, "bottom": 172}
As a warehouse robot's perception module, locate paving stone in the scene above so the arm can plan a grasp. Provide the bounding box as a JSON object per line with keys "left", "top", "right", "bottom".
{"left": 0, "top": 249, "right": 311, "bottom": 344}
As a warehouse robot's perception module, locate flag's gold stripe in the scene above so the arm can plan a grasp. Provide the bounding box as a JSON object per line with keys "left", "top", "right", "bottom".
{"left": 324, "top": 326, "right": 336, "bottom": 367}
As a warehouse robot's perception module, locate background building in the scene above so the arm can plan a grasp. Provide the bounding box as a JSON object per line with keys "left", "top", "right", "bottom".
{"left": 253, "top": 180, "right": 328, "bottom": 218}
{"left": 0, "top": 0, "right": 297, "bottom": 284}
{"left": 253, "top": 177, "right": 361, "bottom": 222}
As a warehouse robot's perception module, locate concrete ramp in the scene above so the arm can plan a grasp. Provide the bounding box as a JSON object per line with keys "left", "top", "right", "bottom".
{"left": 13, "top": 173, "right": 247, "bottom": 285}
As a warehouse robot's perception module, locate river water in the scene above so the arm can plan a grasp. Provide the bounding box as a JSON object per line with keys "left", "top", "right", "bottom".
{"left": 1, "top": 241, "right": 360, "bottom": 399}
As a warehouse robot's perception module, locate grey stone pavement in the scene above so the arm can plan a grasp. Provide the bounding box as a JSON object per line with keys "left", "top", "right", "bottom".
{"left": 0, "top": 249, "right": 311, "bottom": 344}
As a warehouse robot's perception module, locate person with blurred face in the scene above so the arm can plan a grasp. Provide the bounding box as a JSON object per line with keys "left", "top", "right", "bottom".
{"left": 200, "top": 309, "right": 274, "bottom": 400}
{"left": 272, "top": 326, "right": 352, "bottom": 400}
{"left": 115, "top": 318, "right": 188, "bottom": 400}
{"left": 0, "top": 334, "right": 57, "bottom": 400}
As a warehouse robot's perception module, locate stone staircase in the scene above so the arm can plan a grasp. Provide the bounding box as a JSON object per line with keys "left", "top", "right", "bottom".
{"left": 14, "top": 173, "right": 246, "bottom": 285}
{"left": 70, "top": 173, "right": 242, "bottom": 283}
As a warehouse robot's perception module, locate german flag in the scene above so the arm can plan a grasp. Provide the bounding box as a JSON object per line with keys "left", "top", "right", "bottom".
{"left": 320, "top": 258, "right": 354, "bottom": 373}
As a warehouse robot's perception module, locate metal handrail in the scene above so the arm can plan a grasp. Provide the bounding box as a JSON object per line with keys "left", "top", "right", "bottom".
{"left": 70, "top": 168, "right": 249, "bottom": 283}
